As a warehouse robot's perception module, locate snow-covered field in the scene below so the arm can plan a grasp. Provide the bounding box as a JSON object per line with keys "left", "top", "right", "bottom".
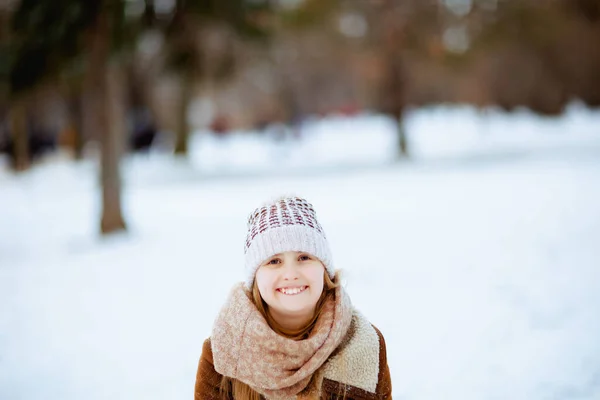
{"left": 1, "top": 104, "right": 600, "bottom": 400}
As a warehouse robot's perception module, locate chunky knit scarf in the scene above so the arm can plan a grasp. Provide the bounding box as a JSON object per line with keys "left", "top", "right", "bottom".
{"left": 211, "top": 283, "right": 353, "bottom": 399}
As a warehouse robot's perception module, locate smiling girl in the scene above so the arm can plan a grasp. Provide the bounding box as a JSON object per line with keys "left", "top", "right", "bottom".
{"left": 195, "top": 196, "right": 392, "bottom": 399}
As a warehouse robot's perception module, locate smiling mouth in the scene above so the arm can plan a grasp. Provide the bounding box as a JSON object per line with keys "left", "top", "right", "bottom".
{"left": 277, "top": 286, "right": 308, "bottom": 295}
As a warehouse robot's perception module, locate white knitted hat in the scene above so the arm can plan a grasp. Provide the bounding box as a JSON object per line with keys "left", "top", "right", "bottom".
{"left": 243, "top": 196, "right": 334, "bottom": 289}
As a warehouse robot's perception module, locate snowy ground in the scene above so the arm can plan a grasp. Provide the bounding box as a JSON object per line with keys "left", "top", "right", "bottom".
{"left": 1, "top": 104, "right": 600, "bottom": 400}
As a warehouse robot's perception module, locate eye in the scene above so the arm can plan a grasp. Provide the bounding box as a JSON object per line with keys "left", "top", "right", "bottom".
{"left": 298, "top": 254, "right": 311, "bottom": 261}
{"left": 265, "top": 258, "right": 281, "bottom": 266}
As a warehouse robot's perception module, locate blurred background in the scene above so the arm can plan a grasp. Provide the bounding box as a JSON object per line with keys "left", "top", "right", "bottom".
{"left": 1, "top": 0, "right": 600, "bottom": 399}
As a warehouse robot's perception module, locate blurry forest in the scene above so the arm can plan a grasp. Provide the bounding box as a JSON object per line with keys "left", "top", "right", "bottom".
{"left": 1, "top": 0, "right": 599, "bottom": 233}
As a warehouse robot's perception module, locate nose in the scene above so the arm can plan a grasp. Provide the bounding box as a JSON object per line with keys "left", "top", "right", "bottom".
{"left": 281, "top": 259, "right": 299, "bottom": 281}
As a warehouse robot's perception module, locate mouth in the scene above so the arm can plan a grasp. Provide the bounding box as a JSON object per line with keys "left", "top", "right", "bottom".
{"left": 277, "top": 286, "right": 308, "bottom": 296}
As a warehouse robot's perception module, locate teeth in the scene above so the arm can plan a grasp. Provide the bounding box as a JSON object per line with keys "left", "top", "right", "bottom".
{"left": 279, "top": 286, "right": 306, "bottom": 295}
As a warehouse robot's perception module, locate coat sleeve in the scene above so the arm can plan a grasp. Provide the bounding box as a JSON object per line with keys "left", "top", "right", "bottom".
{"left": 195, "top": 338, "right": 226, "bottom": 400}
{"left": 373, "top": 326, "right": 392, "bottom": 399}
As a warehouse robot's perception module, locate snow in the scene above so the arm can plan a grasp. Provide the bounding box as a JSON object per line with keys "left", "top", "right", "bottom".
{"left": 1, "top": 104, "right": 600, "bottom": 400}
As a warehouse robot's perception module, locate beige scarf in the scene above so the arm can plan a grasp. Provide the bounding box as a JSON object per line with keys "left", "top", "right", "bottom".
{"left": 211, "top": 283, "right": 353, "bottom": 399}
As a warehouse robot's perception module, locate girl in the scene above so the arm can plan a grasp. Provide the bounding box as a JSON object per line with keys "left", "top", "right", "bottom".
{"left": 195, "top": 196, "right": 392, "bottom": 399}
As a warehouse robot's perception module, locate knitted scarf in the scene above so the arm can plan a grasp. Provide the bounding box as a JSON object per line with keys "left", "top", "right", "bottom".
{"left": 211, "top": 283, "right": 353, "bottom": 399}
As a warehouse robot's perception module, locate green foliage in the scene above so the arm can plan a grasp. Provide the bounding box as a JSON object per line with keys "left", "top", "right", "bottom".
{"left": 7, "top": 0, "right": 143, "bottom": 96}
{"left": 164, "top": 0, "right": 271, "bottom": 39}
{"left": 109, "top": 0, "right": 137, "bottom": 56}
{"left": 5, "top": 0, "right": 275, "bottom": 96}
{"left": 191, "top": 0, "right": 271, "bottom": 38}
{"left": 278, "top": 0, "right": 337, "bottom": 29}
{"left": 163, "top": 0, "right": 273, "bottom": 78}
{"left": 8, "top": 0, "right": 102, "bottom": 95}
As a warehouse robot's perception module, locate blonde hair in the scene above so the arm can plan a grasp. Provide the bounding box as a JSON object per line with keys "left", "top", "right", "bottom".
{"left": 220, "top": 270, "right": 341, "bottom": 400}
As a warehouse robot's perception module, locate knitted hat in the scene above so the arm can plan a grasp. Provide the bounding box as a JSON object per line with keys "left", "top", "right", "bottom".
{"left": 244, "top": 196, "right": 334, "bottom": 289}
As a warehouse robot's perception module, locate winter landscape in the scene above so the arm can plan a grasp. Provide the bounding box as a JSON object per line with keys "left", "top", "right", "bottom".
{"left": 1, "top": 105, "right": 600, "bottom": 400}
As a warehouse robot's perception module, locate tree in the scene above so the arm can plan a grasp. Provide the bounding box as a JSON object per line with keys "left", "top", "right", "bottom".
{"left": 369, "top": 0, "right": 431, "bottom": 158}
{"left": 7, "top": 94, "right": 28, "bottom": 171}
{"left": 8, "top": 0, "right": 128, "bottom": 234}
{"left": 86, "top": 9, "right": 127, "bottom": 233}
{"left": 6, "top": 0, "right": 272, "bottom": 233}
{"left": 159, "top": 0, "right": 271, "bottom": 156}
{"left": 467, "top": 0, "right": 600, "bottom": 112}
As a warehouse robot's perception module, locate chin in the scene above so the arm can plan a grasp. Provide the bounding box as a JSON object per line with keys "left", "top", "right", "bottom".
{"left": 278, "top": 300, "right": 316, "bottom": 314}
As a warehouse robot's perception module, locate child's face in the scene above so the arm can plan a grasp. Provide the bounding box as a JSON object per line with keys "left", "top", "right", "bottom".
{"left": 255, "top": 251, "right": 325, "bottom": 325}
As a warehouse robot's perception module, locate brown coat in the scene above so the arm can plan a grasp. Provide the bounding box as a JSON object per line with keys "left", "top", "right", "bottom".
{"left": 194, "top": 317, "right": 392, "bottom": 400}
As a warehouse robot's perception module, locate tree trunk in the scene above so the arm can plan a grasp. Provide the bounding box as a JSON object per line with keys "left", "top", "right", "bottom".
{"left": 87, "top": 11, "right": 126, "bottom": 235}
{"left": 389, "top": 57, "right": 409, "bottom": 159}
{"left": 81, "top": 71, "right": 97, "bottom": 156}
{"left": 8, "top": 96, "right": 29, "bottom": 171}
{"left": 397, "top": 112, "right": 408, "bottom": 157}
{"left": 101, "top": 63, "right": 127, "bottom": 234}
{"left": 174, "top": 69, "right": 193, "bottom": 156}
{"left": 73, "top": 96, "right": 85, "bottom": 160}
{"left": 377, "top": 2, "right": 409, "bottom": 159}
{"left": 66, "top": 93, "right": 85, "bottom": 160}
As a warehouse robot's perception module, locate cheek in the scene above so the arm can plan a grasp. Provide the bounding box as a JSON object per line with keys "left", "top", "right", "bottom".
{"left": 255, "top": 270, "right": 275, "bottom": 297}
{"left": 307, "top": 265, "right": 325, "bottom": 291}
{"left": 312, "top": 278, "right": 324, "bottom": 294}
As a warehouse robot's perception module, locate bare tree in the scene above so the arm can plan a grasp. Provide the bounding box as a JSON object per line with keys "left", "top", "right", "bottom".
{"left": 85, "top": 10, "right": 126, "bottom": 234}
{"left": 371, "top": 0, "right": 417, "bottom": 158}
{"left": 8, "top": 94, "right": 29, "bottom": 171}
